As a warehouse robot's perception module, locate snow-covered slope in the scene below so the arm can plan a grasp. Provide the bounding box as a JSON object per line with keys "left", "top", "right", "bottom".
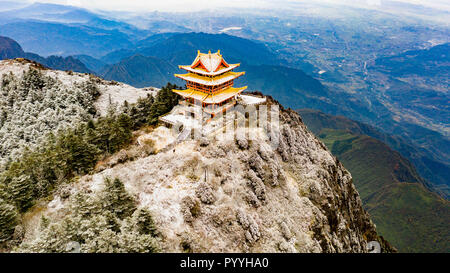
{"left": 0, "top": 59, "right": 157, "bottom": 166}
{"left": 18, "top": 98, "right": 395, "bottom": 253}
{"left": 1, "top": 59, "right": 393, "bottom": 253}
{"left": 0, "top": 59, "right": 158, "bottom": 115}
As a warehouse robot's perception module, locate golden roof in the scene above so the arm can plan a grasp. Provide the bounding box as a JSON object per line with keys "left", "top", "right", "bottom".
{"left": 173, "top": 86, "right": 247, "bottom": 104}
{"left": 174, "top": 71, "right": 245, "bottom": 86}
{"left": 179, "top": 50, "right": 240, "bottom": 76}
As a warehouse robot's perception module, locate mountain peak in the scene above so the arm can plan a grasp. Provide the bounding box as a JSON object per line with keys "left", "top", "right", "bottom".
{"left": 0, "top": 36, "right": 25, "bottom": 59}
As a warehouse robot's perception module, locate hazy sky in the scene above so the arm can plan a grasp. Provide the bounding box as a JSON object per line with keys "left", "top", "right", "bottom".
{"left": 7, "top": 0, "right": 450, "bottom": 13}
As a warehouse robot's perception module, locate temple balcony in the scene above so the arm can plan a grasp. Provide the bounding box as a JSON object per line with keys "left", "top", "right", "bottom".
{"left": 179, "top": 99, "right": 237, "bottom": 116}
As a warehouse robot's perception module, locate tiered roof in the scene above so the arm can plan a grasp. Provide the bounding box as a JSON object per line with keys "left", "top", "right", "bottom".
{"left": 173, "top": 86, "right": 247, "bottom": 104}
{"left": 174, "top": 50, "right": 247, "bottom": 105}
{"left": 179, "top": 50, "right": 241, "bottom": 76}
{"left": 174, "top": 71, "right": 245, "bottom": 86}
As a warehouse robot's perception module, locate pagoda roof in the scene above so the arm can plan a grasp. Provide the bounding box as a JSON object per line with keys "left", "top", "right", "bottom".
{"left": 179, "top": 50, "right": 240, "bottom": 76}
{"left": 174, "top": 71, "right": 245, "bottom": 86}
{"left": 173, "top": 86, "right": 247, "bottom": 104}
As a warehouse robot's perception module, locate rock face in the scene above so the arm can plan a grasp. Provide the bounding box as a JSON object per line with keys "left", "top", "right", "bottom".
{"left": 20, "top": 96, "right": 393, "bottom": 253}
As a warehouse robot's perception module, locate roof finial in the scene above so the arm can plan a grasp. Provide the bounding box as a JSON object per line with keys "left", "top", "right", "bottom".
{"left": 208, "top": 50, "right": 211, "bottom": 54}
{"left": 217, "top": 49, "right": 221, "bottom": 55}
{"left": 197, "top": 50, "right": 200, "bottom": 55}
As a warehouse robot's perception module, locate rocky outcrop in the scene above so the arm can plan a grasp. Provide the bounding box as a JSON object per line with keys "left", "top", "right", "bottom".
{"left": 17, "top": 96, "right": 394, "bottom": 253}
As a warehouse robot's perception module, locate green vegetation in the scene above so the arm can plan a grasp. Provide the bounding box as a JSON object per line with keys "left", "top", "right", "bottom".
{"left": 298, "top": 109, "right": 447, "bottom": 196}
{"left": 18, "top": 177, "right": 158, "bottom": 253}
{"left": 0, "top": 198, "right": 18, "bottom": 242}
{"left": 0, "top": 110, "right": 134, "bottom": 214}
{"left": 0, "top": 82, "right": 179, "bottom": 250}
{"left": 301, "top": 110, "right": 450, "bottom": 253}
{"left": 0, "top": 68, "right": 100, "bottom": 168}
{"left": 366, "top": 183, "right": 449, "bottom": 253}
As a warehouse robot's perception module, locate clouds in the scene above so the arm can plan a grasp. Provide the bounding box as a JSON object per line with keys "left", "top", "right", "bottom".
{"left": 6, "top": 0, "right": 450, "bottom": 12}
{"left": 16, "top": 0, "right": 271, "bottom": 12}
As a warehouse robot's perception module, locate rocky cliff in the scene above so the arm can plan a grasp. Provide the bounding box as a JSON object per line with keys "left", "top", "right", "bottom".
{"left": 15, "top": 93, "right": 394, "bottom": 252}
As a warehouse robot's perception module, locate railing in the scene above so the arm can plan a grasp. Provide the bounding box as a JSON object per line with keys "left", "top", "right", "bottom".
{"left": 178, "top": 100, "right": 237, "bottom": 115}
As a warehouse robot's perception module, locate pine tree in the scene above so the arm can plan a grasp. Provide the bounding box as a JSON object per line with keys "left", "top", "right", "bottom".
{"left": 0, "top": 198, "right": 18, "bottom": 242}
{"left": 55, "top": 129, "right": 99, "bottom": 175}
{"left": 110, "top": 113, "right": 133, "bottom": 152}
{"left": 7, "top": 174, "right": 34, "bottom": 212}
{"left": 131, "top": 208, "right": 157, "bottom": 236}
{"left": 102, "top": 178, "right": 136, "bottom": 220}
{"left": 148, "top": 83, "right": 180, "bottom": 124}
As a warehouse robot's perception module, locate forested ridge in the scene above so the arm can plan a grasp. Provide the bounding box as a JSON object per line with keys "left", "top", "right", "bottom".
{"left": 0, "top": 70, "right": 179, "bottom": 251}
{"left": 0, "top": 68, "right": 100, "bottom": 168}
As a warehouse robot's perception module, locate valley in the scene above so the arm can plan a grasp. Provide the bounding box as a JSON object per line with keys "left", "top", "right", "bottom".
{"left": 0, "top": 1, "right": 448, "bottom": 253}
{"left": 299, "top": 109, "right": 449, "bottom": 252}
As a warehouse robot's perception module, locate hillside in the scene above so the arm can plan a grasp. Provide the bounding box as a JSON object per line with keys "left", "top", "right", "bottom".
{"left": 0, "top": 21, "right": 133, "bottom": 57}
{"left": 0, "top": 59, "right": 156, "bottom": 168}
{"left": 237, "top": 64, "right": 339, "bottom": 114}
{"left": 101, "top": 54, "right": 179, "bottom": 88}
{"left": 0, "top": 62, "right": 394, "bottom": 253}
{"left": 138, "top": 32, "right": 282, "bottom": 66}
{"left": 0, "top": 36, "right": 24, "bottom": 59}
{"left": 298, "top": 109, "right": 450, "bottom": 252}
{"left": 374, "top": 43, "right": 450, "bottom": 77}
{"left": 298, "top": 109, "right": 449, "bottom": 197}
{"left": 0, "top": 36, "right": 92, "bottom": 73}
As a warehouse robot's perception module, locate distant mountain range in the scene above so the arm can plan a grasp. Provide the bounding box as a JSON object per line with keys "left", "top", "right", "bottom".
{"left": 0, "top": 21, "right": 134, "bottom": 58}
{"left": 101, "top": 54, "right": 178, "bottom": 88}
{"left": 375, "top": 43, "right": 450, "bottom": 77}
{"left": 71, "top": 32, "right": 450, "bottom": 200}
{"left": 93, "top": 32, "right": 347, "bottom": 115}
{"left": 298, "top": 109, "right": 449, "bottom": 253}
{"left": 0, "top": 36, "right": 91, "bottom": 73}
{"left": 72, "top": 54, "right": 107, "bottom": 73}
{"left": 1, "top": 32, "right": 448, "bottom": 202}
{"left": 0, "top": 3, "right": 185, "bottom": 57}
{"left": 0, "top": 2, "right": 448, "bottom": 252}
{"left": 296, "top": 107, "right": 450, "bottom": 196}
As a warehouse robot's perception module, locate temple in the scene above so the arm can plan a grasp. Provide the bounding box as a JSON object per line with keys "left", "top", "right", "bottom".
{"left": 172, "top": 50, "right": 247, "bottom": 117}
{"left": 160, "top": 50, "right": 266, "bottom": 133}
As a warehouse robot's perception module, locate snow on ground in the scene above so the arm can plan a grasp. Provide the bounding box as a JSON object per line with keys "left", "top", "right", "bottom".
{"left": 95, "top": 83, "right": 158, "bottom": 115}
{"left": 0, "top": 59, "right": 159, "bottom": 117}
{"left": 75, "top": 139, "right": 203, "bottom": 249}
{"left": 0, "top": 59, "right": 32, "bottom": 80}
{"left": 0, "top": 59, "right": 88, "bottom": 83}
{"left": 160, "top": 111, "right": 202, "bottom": 129}
{"left": 239, "top": 94, "right": 267, "bottom": 106}
{"left": 18, "top": 104, "right": 379, "bottom": 252}
{"left": 137, "top": 126, "right": 176, "bottom": 151}
{"left": 45, "top": 69, "right": 89, "bottom": 84}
